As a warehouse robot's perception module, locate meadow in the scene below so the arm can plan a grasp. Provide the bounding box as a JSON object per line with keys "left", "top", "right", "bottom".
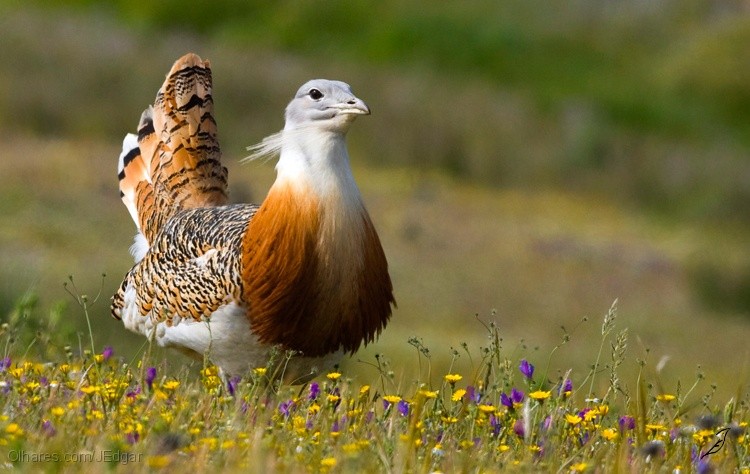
{"left": 0, "top": 3, "right": 749, "bottom": 471}
{"left": 0, "top": 297, "right": 747, "bottom": 472}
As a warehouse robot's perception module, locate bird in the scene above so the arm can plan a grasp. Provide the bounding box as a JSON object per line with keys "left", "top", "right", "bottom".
{"left": 111, "top": 53, "right": 395, "bottom": 381}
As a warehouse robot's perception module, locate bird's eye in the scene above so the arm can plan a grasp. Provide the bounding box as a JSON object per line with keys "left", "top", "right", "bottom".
{"left": 308, "top": 88, "right": 323, "bottom": 100}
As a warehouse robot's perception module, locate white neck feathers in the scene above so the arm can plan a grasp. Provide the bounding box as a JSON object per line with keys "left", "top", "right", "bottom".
{"left": 248, "top": 127, "right": 363, "bottom": 210}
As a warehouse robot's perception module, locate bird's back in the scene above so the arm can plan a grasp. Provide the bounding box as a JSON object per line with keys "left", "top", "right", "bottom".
{"left": 111, "top": 53, "right": 394, "bottom": 380}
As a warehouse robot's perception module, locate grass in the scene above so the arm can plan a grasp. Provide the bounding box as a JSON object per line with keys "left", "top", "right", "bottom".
{"left": 2, "top": 131, "right": 749, "bottom": 400}
{"left": 0, "top": 297, "right": 747, "bottom": 472}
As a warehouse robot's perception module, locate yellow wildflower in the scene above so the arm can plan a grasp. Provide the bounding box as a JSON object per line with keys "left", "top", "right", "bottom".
{"left": 693, "top": 429, "right": 715, "bottom": 445}
{"left": 342, "top": 442, "right": 360, "bottom": 453}
{"left": 419, "top": 390, "right": 438, "bottom": 399}
{"left": 498, "top": 444, "right": 510, "bottom": 452}
{"left": 201, "top": 366, "right": 219, "bottom": 377}
{"left": 601, "top": 428, "right": 618, "bottom": 441}
{"left": 321, "top": 457, "right": 336, "bottom": 468}
{"left": 566, "top": 414, "right": 583, "bottom": 425}
{"left": 478, "top": 404, "right": 496, "bottom": 413}
{"left": 656, "top": 394, "right": 676, "bottom": 402}
{"left": 221, "top": 440, "right": 235, "bottom": 450}
{"left": 645, "top": 423, "right": 666, "bottom": 432}
{"left": 570, "top": 462, "right": 588, "bottom": 472}
{"left": 583, "top": 409, "right": 599, "bottom": 422}
{"left": 529, "top": 390, "right": 552, "bottom": 400}
{"left": 444, "top": 374, "right": 462, "bottom": 384}
{"left": 327, "top": 394, "right": 340, "bottom": 404}
{"left": 154, "top": 390, "right": 168, "bottom": 400}
{"left": 253, "top": 367, "right": 267, "bottom": 377}
{"left": 199, "top": 437, "right": 218, "bottom": 450}
{"left": 452, "top": 389, "right": 466, "bottom": 402}
{"left": 162, "top": 380, "right": 180, "bottom": 391}
{"left": 460, "top": 439, "right": 475, "bottom": 449}
{"left": 326, "top": 372, "right": 341, "bottom": 381}
{"left": 359, "top": 385, "right": 370, "bottom": 396}
{"left": 293, "top": 416, "right": 306, "bottom": 433}
{"left": 160, "top": 411, "right": 174, "bottom": 424}
{"left": 80, "top": 385, "right": 100, "bottom": 395}
{"left": 5, "top": 423, "right": 22, "bottom": 435}
{"left": 147, "top": 455, "right": 171, "bottom": 468}
{"left": 383, "top": 395, "right": 401, "bottom": 404}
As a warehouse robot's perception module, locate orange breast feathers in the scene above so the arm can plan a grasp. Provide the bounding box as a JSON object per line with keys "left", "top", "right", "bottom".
{"left": 240, "top": 182, "right": 394, "bottom": 356}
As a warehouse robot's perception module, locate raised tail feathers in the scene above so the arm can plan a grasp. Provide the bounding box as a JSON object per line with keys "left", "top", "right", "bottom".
{"left": 117, "top": 53, "right": 228, "bottom": 244}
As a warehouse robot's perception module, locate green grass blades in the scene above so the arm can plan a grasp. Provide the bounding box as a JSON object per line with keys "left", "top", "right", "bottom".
{"left": 0, "top": 301, "right": 747, "bottom": 473}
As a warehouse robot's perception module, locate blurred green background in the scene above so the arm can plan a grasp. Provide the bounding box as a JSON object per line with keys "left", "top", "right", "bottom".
{"left": 0, "top": 1, "right": 748, "bottom": 397}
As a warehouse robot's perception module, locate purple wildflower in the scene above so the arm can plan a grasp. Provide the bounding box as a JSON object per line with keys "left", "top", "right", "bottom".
{"left": 278, "top": 400, "right": 294, "bottom": 417}
{"left": 535, "top": 443, "right": 545, "bottom": 458}
{"left": 500, "top": 392, "right": 512, "bottom": 408}
{"left": 696, "top": 458, "right": 713, "bottom": 474}
{"left": 0, "top": 357, "right": 11, "bottom": 372}
{"left": 511, "top": 388, "right": 524, "bottom": 404}
{"left": 102, "top": 346, "right": 114, "bottom": 361}
{"left": 466, "top": 386, "right": 481, "bottom": 403}
{"left": 227, "top": 376, "right": 240, "bottom": 397}
{"left": 126, "top": 385, "right": 142, "bottom": 399}
{"left": 519, "top": 359, "right": 534, "bottom": 379}
{"left": 42, "top": 420, "right": 56, "bottom": 437}
{"left": 489, "top": 414, "right": 501, "bottom": 436}
{"left": 560, "top": 378, "right": 573, "bottom": 395}
{"left": 619, "top": 415, "right": 636, "bottom": 432}
{"left": 308, "top": 382, "right": 320, "bottom": 400}
{"left": 542, "top": 415, "right": 553, "bottom": 432}
{"left": 513, "top": 418, "right": 525, "bottom": 438}
{"left": 331, "top": 420, "right": 340, "bottom": 433}
{"left": 397, "top": 400, "right": 409, "bottom": 417}
{"left": 126, "top": 431, "right": 140, "bottom": 444}
{"left": 145, "top": 367, "right": 157, "bottom": 390}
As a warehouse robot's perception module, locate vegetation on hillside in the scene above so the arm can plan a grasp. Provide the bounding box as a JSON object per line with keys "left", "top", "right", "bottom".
{"left": 7, "top": 0, "right": 750, "bottom": 224}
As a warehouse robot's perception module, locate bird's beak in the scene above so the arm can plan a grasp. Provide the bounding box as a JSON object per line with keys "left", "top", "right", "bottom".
{"left": 333, "top": 97, "right": 370, "bottom": 115}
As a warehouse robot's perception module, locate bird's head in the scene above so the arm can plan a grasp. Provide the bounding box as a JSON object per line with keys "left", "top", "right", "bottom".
{"left": 284, "top": 79, "right": 370, "bottom": 134}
